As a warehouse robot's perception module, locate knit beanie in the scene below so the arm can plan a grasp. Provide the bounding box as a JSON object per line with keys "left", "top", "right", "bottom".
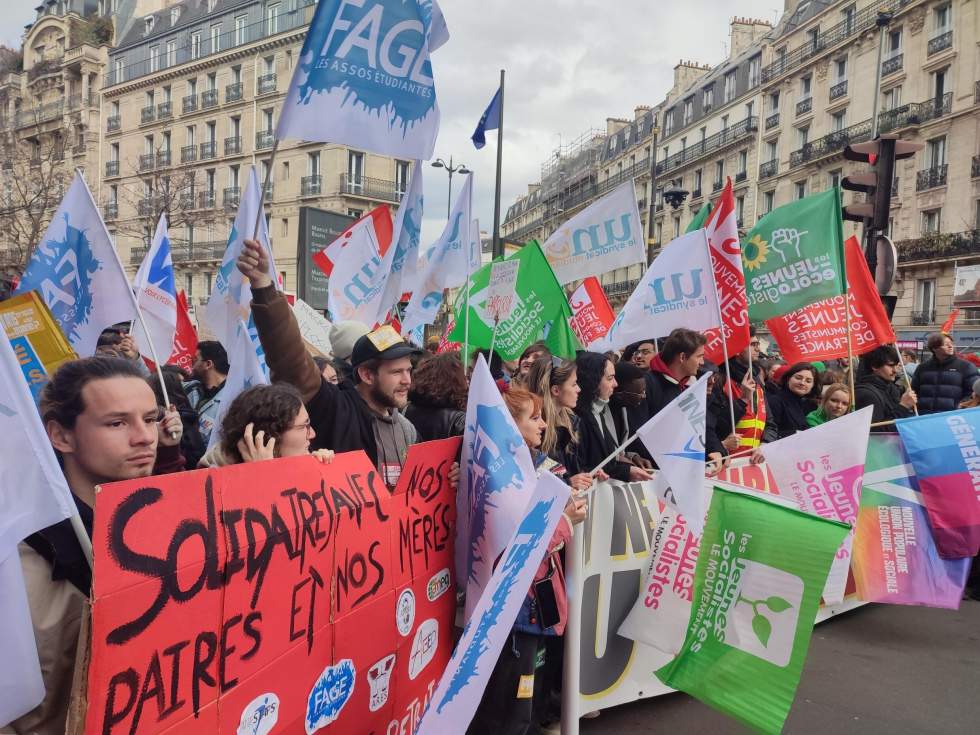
{"left": 329, "top": 320, "right": 370, "bottom": 362}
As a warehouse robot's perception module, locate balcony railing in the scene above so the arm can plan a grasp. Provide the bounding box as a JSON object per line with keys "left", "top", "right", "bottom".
{"left": 735, "top": 170, "right": 747, "bottom": 183}
{"left": 140, "top": 106, "right": 155, "bottom": 124}
{"left": 765, "top": 112, "right": 779, "bottom": 130}
{"left": 895, "top": 230, "right": 980, "bottom": 264}
{"left": 256, "top": 130, "right": 274, "bottom": 150}
{"left": 105, "top": 160, "right": 119, "bottom": 177}
{"left": 656, "top": 117, "right": 757, "bottom": 176}
{"left": 301, "top": 175, "right": 322, "bottom": 196}
{"left": 976, "top": 81, "right": 980, "bottom": 105}
{"left": 877, "top": 93, "right": 953, "bottom": 133}
{"left": 179, "top": 191, "right": 195, "bottom": 209}
{"left": 760, "top": 0, "right": 894, "bottom": 83}
{"left": 200, "top": 141, "right": 216, "bottom": 159}
{"left": 829, "top": 80, "right": 848, "bottom": 101}
{"left": 199, "top": 190, "right": 216, "bottom": 209}
{"left": 104, "top": 202, "right": 118, "bottom": 219}
{"left": 223, "top": 187, "right": 241, "bottom": 207}
{"left": 597, "top": 157, "right": 650, "bottom": 196}
{"left": 340, "top": 173, "right": 402, "bottom": 202}
{"left": 604, "top": 278, "right": 640, "bottom": 297}
{"left": 182, "top": 94, "right": 197, "bottom": 113}
{"left": 916, "top": 164, "right": 948, "bottom": 191}
{"left": 691, "top": 187, "right": 702, "bottom": 199}
{"left": 138, "top": 153, "right": 155, "bottom": 171}
{"left": 225, "top": 82, "right": 243, "bottom": 102}
{"left": 910, "top": 310, "right": 935, "bottom": 326}
{"left": 759, "top": 159, "right": 778, "bottom": 179}
{"left": 181, "top": 144, "right": 197, "bottom": 163}
{"left": 138, "top": 197, "right": 162, "bottom": 217}
{"left": 156, "top": 150, "right": 171, "bottom": 167}
{"left": 157, "top": 101, "right": 172, "bottom": 119}
{"left": 927, "top": 30, "right": 953, "bottom": 56}
{"left": 972, "top": 156, "right": 980, "bottom": 179}
{"left": 201, "top": 89, "right": 218, "bottom": 108}
{"left": 881, "top": 54, "right": 903, "bottom": 77}
{"left": 106, "top": 115, "right": 120, "bottom": 132}
{"left": 796, "top": 97, "right": 812, "bottom": 116}
{"left": 790, "top": 119, "right": 872, "bottom": 168}
{"left": 712, "top": 180, "right": 723, "bottom": 192}
{"left": 257, "top": 73, "right": 277, "bottom": 94}
{"left": 224, "top": 136, "right": 243, "bottom": 155}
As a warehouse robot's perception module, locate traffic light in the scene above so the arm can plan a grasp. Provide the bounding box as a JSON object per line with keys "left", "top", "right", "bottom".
{"left": 842, "top": 135, "right": 922, "bottom": 231}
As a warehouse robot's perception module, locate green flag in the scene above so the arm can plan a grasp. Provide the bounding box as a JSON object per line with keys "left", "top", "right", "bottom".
{"left": 686, "top": 201, "right": 712, "bottom": 233}
{"left": 655, "top": 487, "right": 849, "bottom": 735}
{"left": 741, "top": 187, "right": 846, "bottom": 321}
{"left": 449, "top": 241, "right": 581, "bottom": 360}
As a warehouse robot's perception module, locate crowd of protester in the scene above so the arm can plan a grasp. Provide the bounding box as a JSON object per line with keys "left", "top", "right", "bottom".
{"left": 8, "top": 233, "right": 980, "bottom": 735}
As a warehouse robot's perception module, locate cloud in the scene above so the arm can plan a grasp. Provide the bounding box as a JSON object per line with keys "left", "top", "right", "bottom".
{"left": 423, "top": 0, "right": 777, "bottom": 245}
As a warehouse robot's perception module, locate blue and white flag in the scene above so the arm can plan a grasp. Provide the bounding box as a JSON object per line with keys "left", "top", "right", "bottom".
{"left": 457, "top": 354, "right": 537, "bottom": 621}
{"left": 375, "top": 161, "right": 423, "bottom": 324}
{"left": 471, "top": 86, "right": 501, "bottom": 149}
{"left": 16, "top": 171, "right": 136, "bottom": 356}
{"left": 591, "top": 228, "right": 719, "bottom": 352}
{"left": 131, "top": 214, "right": 177, "bottom": 364}
{"left": 636, "top": 373, "right": 710, "bottom": 534}
{"left": 276, "top": 0, "right": 449, "bottom": 161}
{"left": 418, "top": 472, "right": 568, "bottom": 734}
{"left": 206, "top": 317, "right": 270, "bottom": 451}
{"left": 402, "top": 173, "right": 472, "bottom": 333}
{"left": 203, "top": 167, "right": 278, "bottom": 351}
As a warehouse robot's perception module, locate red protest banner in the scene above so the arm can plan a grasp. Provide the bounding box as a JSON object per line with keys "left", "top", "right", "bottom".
{"left": 84, "top": 437, "right": 461, "bottom": 735}
{"left": 568, "top": 276, "right": 615, "bottom": 346}
{"left": 765, "top": 236, "right": 895, "bottom": 363}
{"left": 437, "top": 319, "right": 461, "bottom": 354}
{"left": 166, "top": 290, "right": 198, "bottom": 373}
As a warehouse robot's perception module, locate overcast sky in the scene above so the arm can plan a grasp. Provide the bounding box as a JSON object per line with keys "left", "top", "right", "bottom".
{"left": 1, "top": 0, "right": 781, "bottom": 243}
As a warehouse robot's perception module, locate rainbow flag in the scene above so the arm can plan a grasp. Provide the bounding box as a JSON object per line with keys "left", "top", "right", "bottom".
{"left": 895, "top": 408, "right": 980, "bottom": 559}
{"left": 852, "top": 434, "right": 970, "bottom": 608}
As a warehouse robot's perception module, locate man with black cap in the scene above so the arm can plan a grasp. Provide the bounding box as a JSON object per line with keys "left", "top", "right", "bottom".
{"left": 236, "top": 239, "right": 422, "bottom": 487}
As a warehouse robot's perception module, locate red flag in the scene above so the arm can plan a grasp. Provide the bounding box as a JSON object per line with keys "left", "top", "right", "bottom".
{"left": 567, "top": 276, "right": 615, "bottom": 346}
{"left": 166, "top": 290, "right": 198, "bottom": 373}
{"left": 437, "top": 319, "right": 461, "bottom": 353}
{"left": 765, "top": 236, "right": 895, "bottom": 363}
{"left": 702, "top": 179, "right": 750, "bottom": 364}
{"left": 312, "top": 205, "right": 394, "bottom": 277}
{"left": 941, "top": 308, "right": 960, "bottom": 335}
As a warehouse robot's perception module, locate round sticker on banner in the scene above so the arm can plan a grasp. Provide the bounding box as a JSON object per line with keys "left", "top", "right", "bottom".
{"left": 396, "top": 588, "right": 416, "bottom": 636}
{"left": 426, "top": 568, "right": 451, "bottom": 602}
{"left": 237, "top": 692, "right": 279, "bottom": 735}
{"left": 408, "top": 618, "right": 439, "bottom": 680}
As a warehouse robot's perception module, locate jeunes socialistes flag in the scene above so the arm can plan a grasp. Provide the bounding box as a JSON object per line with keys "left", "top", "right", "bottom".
{"left": 702, "top": 179, "right": 750, "bottom": 365}
{"left": 896, "top": 408, "right": 980, "bottom": 558}
{"left": 276, "top": 0, "right": 449, "bottom": 160}
{"left": 766, "top": 235, "right": 895, "bottom": 363}
{"left": 568, "top": 276, "right": 615, "bottom": 347}
{"left": 656, "top": 487, "right": 849, "bottom": 735}
{"left": 449, "top": 241, "right": 581, "bottom": 360}
{"left": 742, "top": 187, "right": 846, "bottom": 321}
{"left": 852, "top": 434, "right": 971, "bottom": 609}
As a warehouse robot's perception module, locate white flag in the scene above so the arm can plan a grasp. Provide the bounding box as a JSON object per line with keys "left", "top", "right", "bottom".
{"left": 206, "top": 317, "right": 270, "bottom": 451}
{"left": 403, "top": 173, "right": 473, "bottom": 333}
{"left": 0, "top": 553, "right": 45, "bottom": 727}
{"left": 636, "top": 373, "right": 710, "bottom": 534}
{"left": 276, "top": 0, "right": 449, "bottom": 160}
{"left": 375, "top": 161, "right": 424, "bottom": 325}
{"left": 761, "top": 406, "right": 873, "bottom": 603}
{"left": 15, "top": 171, "right": 136, "bottom": 356}
{"left": 592, "top": 229, "right": 719, "bottom": 352}
{"left": 457, "top": 354, "right": 536, "bottom": 622}
{"left": 325, "top": 207, "right": 393, "bottom": 324}
{"left": 131, "top": 214, "right": 177, "bottom": 363}
{"left": 203, "top": 168, "right": 278, "bottom": 350}
{"left": 541, "top": 180, "right": 645, "bottom": 285}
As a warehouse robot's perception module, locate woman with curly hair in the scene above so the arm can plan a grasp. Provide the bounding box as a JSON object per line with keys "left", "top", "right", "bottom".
{"left": 208, "top": 383, "right": 333, "bottom": 465}
{"left": 405, "top": 353, "right": 468, "bottom": 441}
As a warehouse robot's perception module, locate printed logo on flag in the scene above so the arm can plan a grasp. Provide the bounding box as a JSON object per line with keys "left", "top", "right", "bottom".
{"left": 723, "top": 560, "right": 803, "bottom": 668}
{"left": 645, "top": 269, "right": 708, "bottom": 315}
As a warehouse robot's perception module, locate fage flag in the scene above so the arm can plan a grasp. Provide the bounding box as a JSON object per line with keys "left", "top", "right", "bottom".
{"left": 277, "top": 0, "right": 449, "bottom": 160}
{"left": 896, "top": 408, "right": 980, "bottom": 558}
{"left": 131, "top": 214, "right": 176, "bottom": 364}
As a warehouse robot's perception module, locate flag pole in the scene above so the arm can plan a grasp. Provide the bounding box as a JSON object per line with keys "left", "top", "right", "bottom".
{"left": 487, "top": 317, "right": 500, "bottom": 369}
{"left": 845, "top": 290, "right": 856, "bottom": 410}
{"left": 252, "top": 139, "right": 279, "bottom": 240}
{"left": 491, "top": 69, "right": 505, "bottom": 260}
{"left": 705, "top": 234, "right": 737, "bottom": 435}
{"left": 895, "top": 342, "right": 919, "bottom": 416}
{"left": 561, "top": 520, "right": 584, "bottom": 735}
{"left": 68, "top": 511, "right": 93, "bottom": 567}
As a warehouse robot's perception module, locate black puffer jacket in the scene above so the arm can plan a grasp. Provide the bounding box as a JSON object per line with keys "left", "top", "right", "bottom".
{"left": 404, "top": 403, "right": 465, "bottom": 442}
{"left": 911, "top": 354, "right": 979, "bottom": 414}
{"left": 855, "top": 373, "right": 913, "bottom": 430}
{"left": 766, "top": 385, "right": 816, "bottom": 439}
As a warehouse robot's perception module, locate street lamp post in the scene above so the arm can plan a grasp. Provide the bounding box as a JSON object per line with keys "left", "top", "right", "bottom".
{"left": 431, "top": 156, "right": 471, "bottom": 217}
{"left": 645, "top": 117, "right": 661, "bottom": 264}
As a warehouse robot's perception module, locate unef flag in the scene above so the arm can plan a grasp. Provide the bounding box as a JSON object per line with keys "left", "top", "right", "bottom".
{"left": 276, "top": 0, "right": 450, "bottom": 160}
{"left": 702, "top": 179, "right": 750, "bottom": 364}
{"left": 131, "top": 214, "right": 177, "bottom": 363}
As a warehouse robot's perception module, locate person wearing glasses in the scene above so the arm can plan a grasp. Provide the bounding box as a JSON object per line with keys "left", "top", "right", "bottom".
{"left": 855, "top": 345, "right": 917, "bottom": 432}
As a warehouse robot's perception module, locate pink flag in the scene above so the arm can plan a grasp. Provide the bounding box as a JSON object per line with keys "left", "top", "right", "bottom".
{"left": 568, "top": 276, "right": 615, "bottom": 347}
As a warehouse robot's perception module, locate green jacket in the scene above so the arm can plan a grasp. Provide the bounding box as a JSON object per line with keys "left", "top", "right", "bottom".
{"left": 806, "top": 407, "right": 829, "bottom": 427}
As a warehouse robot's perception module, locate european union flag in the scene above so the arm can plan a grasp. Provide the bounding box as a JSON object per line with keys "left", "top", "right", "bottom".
{"left": 471, "top": 87, "right": 501, "bottom": 149}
